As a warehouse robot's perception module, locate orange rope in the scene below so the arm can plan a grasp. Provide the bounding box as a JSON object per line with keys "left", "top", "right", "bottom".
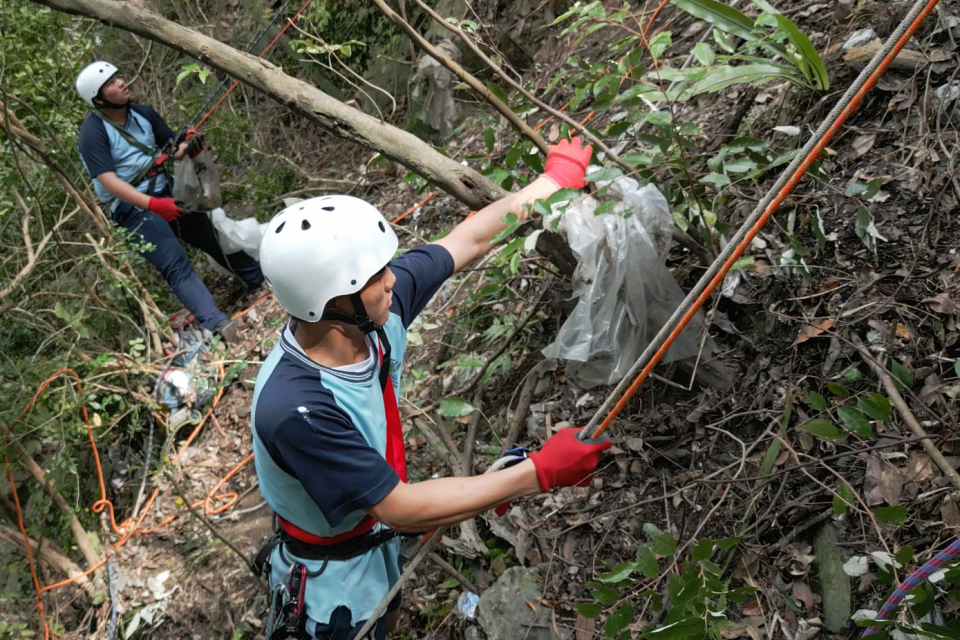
{"left": 389, "top": 192, "right": 435, "bottom": 224}
{"left": 589, "top": 0, "right": 942, "bottom": 439}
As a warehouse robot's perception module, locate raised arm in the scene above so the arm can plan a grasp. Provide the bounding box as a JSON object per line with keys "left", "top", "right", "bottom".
{"left": 432, "top": 138, "right": 593, "bottom": 273}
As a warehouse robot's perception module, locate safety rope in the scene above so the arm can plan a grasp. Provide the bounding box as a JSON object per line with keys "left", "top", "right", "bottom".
{"left": 584, "top": 0, "right": 942, "bottom": 440}
{"left": 863, "top": 536, "right": 960, "bottom": 635}
{"left": 195, "top": 0, "right": 316, "bottom": 128}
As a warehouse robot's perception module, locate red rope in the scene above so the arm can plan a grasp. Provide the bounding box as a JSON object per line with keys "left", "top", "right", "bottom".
{"left": 196, "top": 0, "right": 316, "bottom": 128}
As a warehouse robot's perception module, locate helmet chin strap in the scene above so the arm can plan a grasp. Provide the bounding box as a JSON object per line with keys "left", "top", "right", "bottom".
{"left": 93, "top": 96, "right": 128, "bottom": 110}
{"left": 320, "top": 293, "right": 392, "bottom": 391}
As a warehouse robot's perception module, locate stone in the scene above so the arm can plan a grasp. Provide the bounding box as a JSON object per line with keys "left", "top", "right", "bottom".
{"left": 842, "top": 28, "right": 878, "bottom": 49}
{"left": 478, "top": 567, "right": 570, "bottom": 640}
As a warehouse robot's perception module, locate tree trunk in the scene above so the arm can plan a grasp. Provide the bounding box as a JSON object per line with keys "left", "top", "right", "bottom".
{"left": 30, "top": 0, "right": 509, "bottom": 211}
{"left": 0, "top": 523, "right": 99, "bottom": 598}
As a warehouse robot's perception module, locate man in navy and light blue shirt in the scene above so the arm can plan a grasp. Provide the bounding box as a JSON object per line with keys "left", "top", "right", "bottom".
{"left": 252, "top": 138, "right": 611, "bottom": 639}
{"left": 76, "top": 61, "right": 262, "bottom": 341}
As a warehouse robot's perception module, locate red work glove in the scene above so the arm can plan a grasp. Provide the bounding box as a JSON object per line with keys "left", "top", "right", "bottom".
{"left": 148, "top": 197, "right": 184, "bottom": 222}
{"left": 541, "top": 136, "right": 593, "bottom": 190}
{"left": 527, "top": 427, "right": 611, "bottom": 492}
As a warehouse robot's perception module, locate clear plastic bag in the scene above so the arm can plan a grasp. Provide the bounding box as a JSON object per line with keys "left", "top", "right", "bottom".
{"left": 172, "top": 148, "right": 222, "bottom": 211}
{"left": 542, "top": 174, "right": 706, "bottom": 388}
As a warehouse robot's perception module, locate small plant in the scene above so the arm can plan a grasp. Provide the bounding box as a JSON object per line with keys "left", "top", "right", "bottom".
{"left": 578, "top": 524, "right": 753, "bottom": 639}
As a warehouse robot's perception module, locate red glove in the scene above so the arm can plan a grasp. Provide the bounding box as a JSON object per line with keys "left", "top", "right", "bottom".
{"left": 184, "top": 127, "right": 199, "bottom": 141}
{"left": 527, "top": 427, "right": 611, "bottom": 492}
{"left": 148, "top": 197, "right": 184, "bottom": 222}
{"left": 541, "top": 136, "right": 593, "bottom": 190}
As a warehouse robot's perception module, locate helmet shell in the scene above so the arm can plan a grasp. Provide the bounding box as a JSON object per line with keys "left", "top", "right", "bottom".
{"left": 76, "top": 61, "right": 119, "bottom": 107}
{"left": 260, "top": 195, "right": 399, "bottom": 321}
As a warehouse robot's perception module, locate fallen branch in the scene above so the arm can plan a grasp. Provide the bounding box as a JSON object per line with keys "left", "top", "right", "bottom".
{"left": 852, "top": 335, "right": 960, "bottom": 491}
{"left": 0, "top": 523, "right": 98, "bottom": 597}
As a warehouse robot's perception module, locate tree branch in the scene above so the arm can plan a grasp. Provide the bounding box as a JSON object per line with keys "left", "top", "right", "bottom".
{"left": 371, "top": 0, "right": 548, "bottom": 155}
{"left": 0, "top": 523, "right": 98, "bottom": 597}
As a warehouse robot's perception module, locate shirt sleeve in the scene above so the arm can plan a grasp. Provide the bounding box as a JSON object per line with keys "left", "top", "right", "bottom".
{"left": 270, "top": 402, "right": 400, "bottom": 527}
{"left": 130, "top": 103, "right": 176, "bottom": 149}
{"left": 389, "top": 244, "right": 455, "bottom": 328}
{"left": 77, "top": 116, "right": 115, "bottom": 178}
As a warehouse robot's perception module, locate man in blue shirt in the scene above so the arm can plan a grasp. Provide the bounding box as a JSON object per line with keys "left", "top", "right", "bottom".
{"left": 252, "top": 137, "right": 610, "bottom": 639}
{"left": 76, "top": 61, "right": 262, "bottom": 341}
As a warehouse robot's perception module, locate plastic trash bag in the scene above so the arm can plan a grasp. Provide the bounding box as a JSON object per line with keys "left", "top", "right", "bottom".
{"left": 409, "top": 39, "right": 461, "bottom": 135}
{"left": 173, "top": 148, "right": 222, "bottom": 212}
{"left": 204, "top": 208, "right": 268, "bottom": 279}
{"left": 542, "top": 173, "right": 706, "bottom": 388}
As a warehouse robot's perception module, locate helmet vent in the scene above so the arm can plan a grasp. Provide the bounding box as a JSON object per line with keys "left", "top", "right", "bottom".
{"left": 351, "top": 279, "right": 357, "bottom": 285}
{"left": 378, "top": 221, "right": 386, "bottom": 232}
{"left": 275, "top": 221, "right": 285, "bottom": 233}
{"left": 322, "top": 206, "right": 335, "bottom": 212}
{"left": 309, "top": 311, "right": 316, "bottom": 317}
{"left": 301, "top": 219, "right": 311, "bottom": 231}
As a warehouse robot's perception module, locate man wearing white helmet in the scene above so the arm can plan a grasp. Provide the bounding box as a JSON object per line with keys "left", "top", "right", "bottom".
{"left": 75, "top": 61, "right": 262, "bottom": 342}
{"left": 251, "top": 138, "right": 611, "bottom": 639}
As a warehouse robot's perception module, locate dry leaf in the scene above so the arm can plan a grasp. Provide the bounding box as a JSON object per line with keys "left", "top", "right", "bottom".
{"left": 864, "top": 455, "right": 885, "bottom": 506}
{"left": 921, "top": 292, "right": 955, "bottom": 315}
{"left": 796, "top": 319, "right": 835, "bottom": 344}
{"left": 904, "top": 452, "right": 936, "bottom": 483}
{"left": 575, "top": 613, "right": 596, "bottom": 640}
{"left": 792, "top": 581, "right": 817, "bottom": 610}
{"left": 879, "top": 464, "right": 904, "bottom": 505}
{"left": 942, "top": 496, "right": 960, "bottom": 528}
{"left": 563, "top": 532, "right": 577, "bottom": 560}
{"left": 894, "top": 323, "right": 915, "bottom": 341}
{"left": 851, "top": 133, "right": 876, "bottom": 157}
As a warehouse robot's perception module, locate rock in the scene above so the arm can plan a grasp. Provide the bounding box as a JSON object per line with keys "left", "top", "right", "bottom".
{"left": 813, "top": 523, "right": 852, "bottom": 632}
{"left": 478, "top": 567, "right": 570, "bottom": 640}
{"left": 842, "top": 28, "right": 878, "bottom": 49}
{"left": 934, "top": 81, "right": 960, "bottom": 112}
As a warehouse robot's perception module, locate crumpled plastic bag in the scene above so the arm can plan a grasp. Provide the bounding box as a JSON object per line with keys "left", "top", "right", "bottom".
{"left": 204, "top": 207, "right": 267, "bottom": 279}
{"left": 409, "top": 39, "right": 461, "bottom": 135}
{"left": 172, "top": 148, "right": 222, "bottom": 212}
{"left": 542, "top": 173, "right": 706, "bottom": 388}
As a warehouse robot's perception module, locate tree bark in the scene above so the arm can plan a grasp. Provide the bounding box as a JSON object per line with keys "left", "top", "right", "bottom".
{"left": 0, "top": 523, "right": 98, "bottom": 597}
{"left": 29, "top": 0, "right": 509, "bottom": 211}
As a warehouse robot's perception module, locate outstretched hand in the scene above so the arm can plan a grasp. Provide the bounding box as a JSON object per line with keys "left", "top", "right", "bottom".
{"left": 541, "top": 136, "right": 593, "bottom": 190}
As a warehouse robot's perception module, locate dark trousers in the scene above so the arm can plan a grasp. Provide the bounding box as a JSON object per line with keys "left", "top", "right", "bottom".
{"left": 114, "top": 195, "right": 263, "bottom": 330}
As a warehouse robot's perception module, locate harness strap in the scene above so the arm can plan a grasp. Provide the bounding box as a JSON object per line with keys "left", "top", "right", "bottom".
{"left": 93, "top": 110, "right": 165, "bottom": 195}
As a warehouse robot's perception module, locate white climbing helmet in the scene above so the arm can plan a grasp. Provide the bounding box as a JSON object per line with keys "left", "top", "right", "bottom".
{"left": 76, "top": 61, "right": 119, "bottom": 107}
{"left": 260, "top": 195, "right": 398, "bottom": 322}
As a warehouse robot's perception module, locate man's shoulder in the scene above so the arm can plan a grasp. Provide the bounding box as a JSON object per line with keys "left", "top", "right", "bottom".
{"left": 253, "top": 349, "right": 347, "bottom": 435}
{"left": 78, "top": 113, "right": 106, "bottom": 142}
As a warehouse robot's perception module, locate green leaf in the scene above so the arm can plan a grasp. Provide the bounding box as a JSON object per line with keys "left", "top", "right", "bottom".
{"left": 598, "top": 562, "right": 635, "bottom": 583}
{"left": 641, "top": 615, "right": 705, "bottom": 639}
{"left": 700, "top": 172, "right": 730, "bottom": 188}
{"left": 484, "top": 129, "right": 495, "bottom": 153}
{"left": 714, "top": 536, "right": 743, "bottom": 551}
{"left": 645, "top": 109, "right": 673, "bottom": 126}
{"left": 175, "top": 68, "right": 192, "bottom": 86}
{"left": 833, "top": 482, "right": 855, "bottom": 516}
{"left": 875, "top": 505, "right": 908, "bottom": 525}
{"left": 691, "top": 539, "right": 713, "bottom": 562}
{"left": 827, "top": 382, "right": 850, "bottom": 397}
{"left": 605, "top": 603, "right": 633, "bottom": 638}
{"left": 837, "top": 407, "right": 873, "bottom": 437}
{"left": 755, "top": 12, "right": 829, "bottom": 89}
{"left": 198, "top": 69, "right": 210, "bottom": 84}
{"left": 593, "top": 74, "right": 620, "bottom": 97}
{"left": 584, "top": 166, "right": 623, "bottom": 182}
{"left": 576, "top": 603, "right": 602, "bottom": 619}
{"left": 892, "top": 360, "right": 913, "bottom": 390}
{"left": 486, "top": 81, "right": 508, "bottom": 104}
{"left": 713, "top": 28, "right": 736, "bottom": 53}
{"left": 491, "top": 212, "right": 521, "bottom": 243}
{"left": 675, "top": 64, "right": 807, "bottom": 101}
{"left": 671, "top": 0, "right": 756, "bottom": 42}
{"left": 635, "top": 545, "right": 659, "bottom": 578}
{"left": 595, "top": 201, "right": 618, "bottom": 215}
{"left": 802, "top": 418, "right": 847, "bottom": 442}
{"left": 858, "top": 393, "right": 891, "bottom": 422}
{"left": 693, "top": 42, "right": 715, "bottom": 66}
{"left": 845, "top": 182, "right": 868, "bottom": 197}
{"left": 589, "top": 581, "right": 620, "bottom": 606}
{"left": 438, "top": 396, "right": 475, "bottom": 418}
{"left": 643, "top": 523, "right": 677, "bottom": 556}
{"left": 648, "top": 31, "right": 672, "bottom": 59}
{"left": 803, "top": 391, "right": 827, "bottom": 411}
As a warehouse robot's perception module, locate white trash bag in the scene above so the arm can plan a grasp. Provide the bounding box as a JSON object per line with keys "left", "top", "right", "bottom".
{"left": 542, "top": 173, "right": 706, "bottom": 388}
{"left": 204, "top": 208, "right": 268, "bottom": 279}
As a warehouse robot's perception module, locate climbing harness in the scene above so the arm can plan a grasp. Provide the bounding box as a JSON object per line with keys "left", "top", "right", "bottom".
{"left": 92, "top": 109, "right": 174, "bottom": 198}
